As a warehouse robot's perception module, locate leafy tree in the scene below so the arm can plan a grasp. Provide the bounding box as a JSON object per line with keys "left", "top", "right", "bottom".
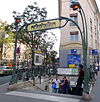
{"left": 50, "top": 50, "right": 58, "bottom": 64}
{"left": 11, "top": 2, "right": 57, "bottom": 66}
{"left": 0, "top": 20, "right": 14, "bottom": 59}
{"left": 12, "top": 2, "right": 47, "bottom": 48}
{"left": 39, "top": 32, "right": 57, "bottom": 66}
{"left": 46, "top": 50, "right": 58, "bottom": 66}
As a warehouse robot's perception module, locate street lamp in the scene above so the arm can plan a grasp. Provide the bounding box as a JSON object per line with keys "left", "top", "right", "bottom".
{"left": 71, "top": 1, "right": 92, "bottom": 100}
{"left": 70, "top": 2, "right": 81, "bottom": 10}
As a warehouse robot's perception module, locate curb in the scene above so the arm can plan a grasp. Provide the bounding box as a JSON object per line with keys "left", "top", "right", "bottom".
{"left": 7, "top": 81, "right": 33, "bottom": 91}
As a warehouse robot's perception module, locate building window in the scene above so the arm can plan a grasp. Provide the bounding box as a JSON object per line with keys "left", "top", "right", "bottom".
{"left": 70, "top": 0, "right": 78, "bottom": 4}
{"left": 95, "top": 40, "right": 97, "bottom": 48}
{"left": 70, "top": 0, "right": 78, "bottom": 6}
{"left": 70, "top": 31, "right": 78, "bottom": 41}
{"left": 90, "top": 18, "right": 92, "bottom": 32}
{"left": 91, "top": 35, "right": 93, "bottom": 47}
{"left": 95, "top": 26, "right": 96, "bottom": 35}
{"left": 70, "top": 13, "right": 78, "bottom": 26}
{"left": 99, "top": 23, "right": 100, "bottom": 30}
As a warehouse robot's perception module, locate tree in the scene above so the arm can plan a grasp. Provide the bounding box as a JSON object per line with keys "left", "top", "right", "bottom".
{"left": 12, "top": 2, "right": 47, "bottom": 49}
{"left": 11, "top": 2, "right": 57, "bottom": 66}
{"left": 39, "top": 31, "right": 57, "bottom": 66}
{"left": 49, "top": 50, "right": 58, "bottom": 65}
{"left": 0, "top": 20, "right": 14, "bottom": 59}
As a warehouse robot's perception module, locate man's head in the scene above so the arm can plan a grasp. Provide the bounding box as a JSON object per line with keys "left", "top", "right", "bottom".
{"left": 63, "top": 76, "right": 67, "bottom": 80}
{"left": 79, "top": 64, "right": 83, "bottom": 69}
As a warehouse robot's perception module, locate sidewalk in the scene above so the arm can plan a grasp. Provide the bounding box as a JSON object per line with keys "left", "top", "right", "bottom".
{"left": 5, "top": 72, "right": 100, "bottom": 102}
{"left": 6, "top": 89, "right": 81, "bottom": 102}
{"left": 89, "top": 72, "right": 100, "bottom": 102}
{"left": 19, "top": 72, "right": 100, "bottom": 102}
{"left": 80, "top": 72, "right": 100, "bottom": 102}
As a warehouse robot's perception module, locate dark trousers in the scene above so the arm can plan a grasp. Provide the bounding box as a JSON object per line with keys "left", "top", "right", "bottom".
{"left": 76, "top": 79, "right": 83, "bottom": 95}
{"left": 61, "top": 87, "right": 68, "bottom": 94}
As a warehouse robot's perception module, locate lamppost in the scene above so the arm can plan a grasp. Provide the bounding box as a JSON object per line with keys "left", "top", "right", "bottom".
{"left": 71, "top": 1, "right": 92, "bottom": 100}
{"left": 9, "top": 17, "right": 21, "bottom": 85}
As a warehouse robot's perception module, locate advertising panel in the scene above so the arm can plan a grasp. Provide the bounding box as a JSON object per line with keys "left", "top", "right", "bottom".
{"left": 68, "top": 54, "right": 81, "bottom": 68}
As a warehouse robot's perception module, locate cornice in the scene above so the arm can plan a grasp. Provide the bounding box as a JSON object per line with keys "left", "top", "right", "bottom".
{"left": 60, "top": 42, "right": 82, "bottom": 47}
{"left": 87, "top": 0, "right": 99, "bottom": 14}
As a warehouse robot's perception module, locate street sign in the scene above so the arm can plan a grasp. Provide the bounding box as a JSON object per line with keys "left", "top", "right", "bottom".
{"left": 91, "top": 49, "right": 98, "bottom": 55}
{"left": 71, "top": 49, "right": 77, "bottom": 54}
{"left": 35, "top": 50, "right": 42, "bottom": 54}
{"left": 34, "top": 54, "right": 43, "bottom": 66}
{"left": 27, "top": 19, "right": 61, "bottom": 32}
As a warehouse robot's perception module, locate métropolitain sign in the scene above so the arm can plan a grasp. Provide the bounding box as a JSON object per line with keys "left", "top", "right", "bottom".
{"left": 27, "top": 18, "right": 61, "bottom": 32}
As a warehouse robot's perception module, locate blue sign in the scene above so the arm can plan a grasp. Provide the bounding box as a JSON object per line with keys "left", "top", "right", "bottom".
{"left": 68, "top": 54, "right": 81, "bottom": 65}
{"left": 92, "top": 49, "right": 98, "bottom": 55}
{"left": 71, "top": 49, "right": 77, "bottom": 54}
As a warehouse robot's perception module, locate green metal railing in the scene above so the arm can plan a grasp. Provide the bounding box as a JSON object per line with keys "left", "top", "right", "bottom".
{"left": 9, "top": 66, "right": 57, "bottom": 85}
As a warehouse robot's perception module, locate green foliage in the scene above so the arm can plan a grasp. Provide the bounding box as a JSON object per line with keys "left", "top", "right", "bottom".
{"left": 0, "top": 20, "right": 14, "bottom": 58}
{"left": 12, "top": 2, "right": 47, "bottom": 25}
{"left": 11, "top": 2, "right": 57, "bottom": 66}
{"left": 12, "top": 2, "right": 47, "bottom": 48}
{"left": 12, "top": 2, "right": 57, "bottom": 52}
{"left": 46, "top": 50, "right": 58, "bottom": 65}
{"left": 0, "top": 20, "right": 14, "bottom": 45}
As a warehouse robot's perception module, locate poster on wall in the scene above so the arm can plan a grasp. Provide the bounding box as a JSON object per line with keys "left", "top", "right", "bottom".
{"left": 68, "top": 54, "right": 81, "bottom": 68}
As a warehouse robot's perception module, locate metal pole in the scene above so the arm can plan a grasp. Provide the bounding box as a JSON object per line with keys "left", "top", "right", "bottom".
{"left": 31, "top": 33, "right": 35, "bottom": 85}
{"left": 78, "top": 10, "right": 86, "bottom": 74}
{"left": 70, "top": 1, "right": 90, "bottom": 94}
{"left": 79, "top": 7, "right": 90, "bottom": 94}
{"left": 9, "top": 24, "right": 18, "bottom": 85}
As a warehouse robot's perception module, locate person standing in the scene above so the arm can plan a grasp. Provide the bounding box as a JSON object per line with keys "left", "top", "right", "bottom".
{"left": 76, "top": 64, "right": 84, "bottom": 95}
{"left": 60, "top": 76, "right": 70, "bottom": 94}
{"left": 52, "top": 76, "right": 60, "bottom": 93}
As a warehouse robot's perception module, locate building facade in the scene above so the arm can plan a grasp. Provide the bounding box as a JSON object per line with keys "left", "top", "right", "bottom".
{"left": 2, "top": 43, "right": 29, "bottom": 61}
{"left": 59, "top": 0, "right": 100, "bottom": 68}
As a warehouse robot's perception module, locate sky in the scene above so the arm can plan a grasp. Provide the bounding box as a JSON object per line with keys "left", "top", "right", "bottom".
{"left": 0, "top": 0, "right": 59, "bottom": 23}
{"left": 0, "top": 0, "right": 100, "bottom": 53}
{"left": 0, "top": 0, "right": 60, "bottom": 53}
{"left": 95, "top": 0, "right": 100, "bottom": 10}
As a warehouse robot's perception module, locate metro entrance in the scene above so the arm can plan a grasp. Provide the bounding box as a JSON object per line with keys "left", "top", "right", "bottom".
{"left": 9, "top": 16, "right": 89, "bottom": 98}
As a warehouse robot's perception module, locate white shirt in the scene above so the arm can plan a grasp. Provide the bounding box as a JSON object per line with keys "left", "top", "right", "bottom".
{"left": 52, "top": 78, "right": 60, "bottom": 88}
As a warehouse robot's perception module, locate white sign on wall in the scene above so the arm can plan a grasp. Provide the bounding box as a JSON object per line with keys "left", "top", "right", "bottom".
{"left": 57, "top": 68, "right": 78, "bottom": 75}
{"left": 34, "top": 54, "right": 43, "bottom": 66}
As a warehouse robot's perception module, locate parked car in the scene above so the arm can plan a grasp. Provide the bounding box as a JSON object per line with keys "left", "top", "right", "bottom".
{"left": 0, "top": 66, "right": 13, "bottom": 75}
